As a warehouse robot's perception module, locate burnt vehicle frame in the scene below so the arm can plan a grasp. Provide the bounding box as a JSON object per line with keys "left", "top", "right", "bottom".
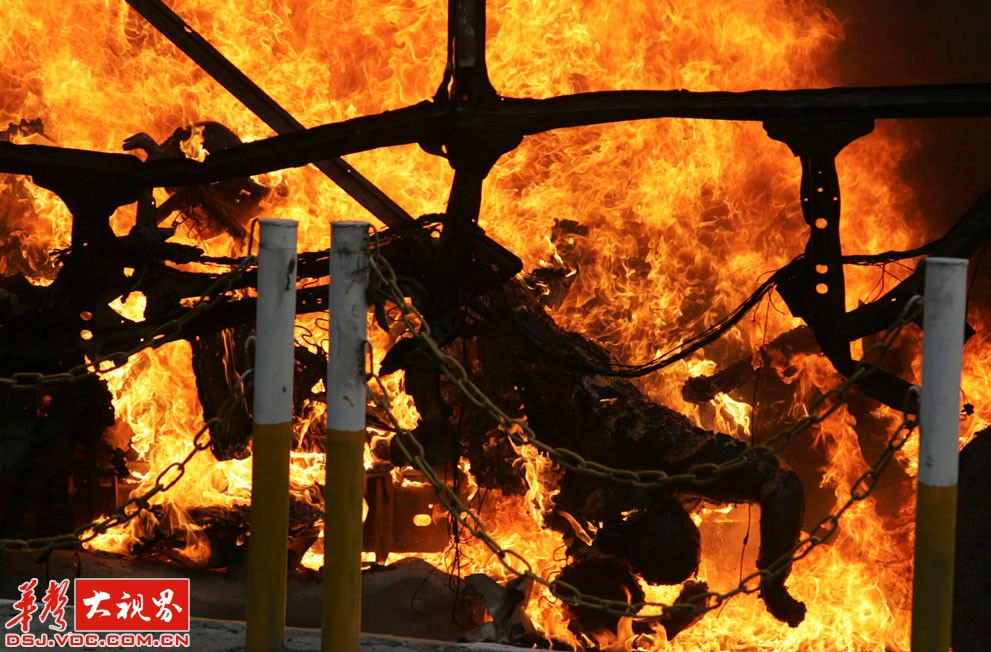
{"left": 0, "top": 0, "right": 989, "bottom": 639}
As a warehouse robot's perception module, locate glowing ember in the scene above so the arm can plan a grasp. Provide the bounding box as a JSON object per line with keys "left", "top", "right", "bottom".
{"left": 1, "top": 1, "right": 988, "bottom": 650}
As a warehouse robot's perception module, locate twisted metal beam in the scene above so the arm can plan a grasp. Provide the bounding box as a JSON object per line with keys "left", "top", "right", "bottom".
{"left": 124, "top": 0, "right": 417, "bottom": 229}
{"left": 5, "top": 84, "right": 991, "bottom": 192}
{"left": 501, "top": 84, "right": 991, "bottom": 133}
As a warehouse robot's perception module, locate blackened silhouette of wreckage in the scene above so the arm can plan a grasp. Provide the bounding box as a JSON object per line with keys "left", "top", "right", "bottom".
{"left": 1, "top": 0, "right": 990, "bottom": 646}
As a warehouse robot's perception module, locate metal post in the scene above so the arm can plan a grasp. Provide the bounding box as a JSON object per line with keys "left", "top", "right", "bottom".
{"left": 912, "top": 257, "right": 968, "bottom": 652}
{"left": 246, "top": 219, "right": 298, "bottom": 652}
{"left": 322, "top": 222, "right": 369, "bottom": 652}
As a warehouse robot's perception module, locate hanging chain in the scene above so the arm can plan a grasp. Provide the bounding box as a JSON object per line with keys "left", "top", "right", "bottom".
{"left": 369, "top": 365, "right": 918, "bottom": 620}
{"left": 0, "top": 372, "right": 253, "bottom": 553}
{"left": 0, "top": 256, "right": 256, "bottom": 391}
{"left": 368, "top": 240, "right": 922, "bottom": 489}
{"left": 0, "top": 255, "right": 256, "bottom": 551}
{"left": 364, "top": 240, "right": 923, "bottom": 619}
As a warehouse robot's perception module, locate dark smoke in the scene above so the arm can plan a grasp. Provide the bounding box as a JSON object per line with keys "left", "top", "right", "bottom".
{"left": 826, "top": 0, "right": 991, "bottom": 232}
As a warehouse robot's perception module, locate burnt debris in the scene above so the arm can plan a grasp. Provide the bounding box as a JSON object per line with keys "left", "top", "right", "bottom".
{"left": 1, "top": 0, "right": 991, "bottom": 644}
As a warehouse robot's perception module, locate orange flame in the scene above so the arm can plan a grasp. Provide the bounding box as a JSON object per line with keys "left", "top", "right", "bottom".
{"left": 2, "top": 1, "right": 988, "bottom": 650}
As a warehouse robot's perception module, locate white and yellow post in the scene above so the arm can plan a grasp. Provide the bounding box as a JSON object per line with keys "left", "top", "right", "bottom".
{"left": 322, "top": 222, "right": 369, "bottom": 652}
{"left": 246, "top": 219, "right": 298, "bottom": 652}
{"left": 912, "top": 256, "right": 968, "bottom": 652}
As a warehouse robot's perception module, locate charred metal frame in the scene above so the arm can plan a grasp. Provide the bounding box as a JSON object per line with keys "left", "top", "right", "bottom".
{"left": 2, "top": 0, "right": 991, "bottom": 409}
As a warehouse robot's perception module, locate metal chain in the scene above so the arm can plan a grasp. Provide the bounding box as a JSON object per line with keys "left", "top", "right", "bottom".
{"left": 0, "top": 367, "right": 253, "bottom": 553}
{"left": 367, "top": 241, "right": 922, "bottom": 489}
{"left": 369, "top": 363, "right": 919, "bottom": 621}
{"left": 0, "top": 256, "right": 256, "bottom": 391}
{"left": 557, "top": 396, "right": 920, "bottom": 620}
{"left": 365, "top": 237, "right": 923, "bottom": 619}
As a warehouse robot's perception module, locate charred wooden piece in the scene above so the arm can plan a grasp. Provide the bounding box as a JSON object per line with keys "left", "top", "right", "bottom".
{"left": 682, "top": 357, "right": 761, "bottom": 405}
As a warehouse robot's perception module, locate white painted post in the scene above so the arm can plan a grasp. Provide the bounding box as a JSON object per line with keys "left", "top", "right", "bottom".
{"left": 246, "top": 219, "right": 298, "bottom": 652}
{"left": 322, "top": 222, "right": 369, "bottom": 652}
{"left": 912, "top": 256, "right": 968, "bottom": 652}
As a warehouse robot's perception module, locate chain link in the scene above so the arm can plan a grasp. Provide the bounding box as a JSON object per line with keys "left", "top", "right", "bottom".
{"left": 0, "top": 239, "right": 920, "bottom": 621}
{"left": 0, "top": 370, "right": 253, "bottom": 553}
{"left": 0, "top": 256, "right": 256, "bottom": 391}
{"left": 0, "top": 255, "right": 256, "bottom": 551}
{"left": 368, "top": 240, "right": 921, "bottom": 490}
{"left": 369, "top": 359, "right": 919, "bottom": 622}
{"left": 365, "top": 239, "right": 923, "bottom": 620}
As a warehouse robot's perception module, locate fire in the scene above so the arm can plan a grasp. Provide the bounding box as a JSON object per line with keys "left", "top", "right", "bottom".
{"left": 1, "top": 1, "right": 988, "bottom": 651}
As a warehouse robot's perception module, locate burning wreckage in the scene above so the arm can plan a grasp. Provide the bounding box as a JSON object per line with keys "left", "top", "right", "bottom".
{"left": 1, "top": 0, "right": 991, "bottom": 649}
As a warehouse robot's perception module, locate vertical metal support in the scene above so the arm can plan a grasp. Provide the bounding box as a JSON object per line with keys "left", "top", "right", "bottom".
{"left": 246, "top": 219, "right": 298, "bottom": 652}
{"left": 448, "top": 0, "right": 496, "bottom": 108}
{"left": 322, "top": 222, "right": 369, "bottom": 652}
{"left": 763, "top": 118, "right": 874, "bottom": 374}
{"left": 764, "top": 118, "right": 920, "bottom": 411}
{"left": 912, "top": 257, "right": 968, "bottom": 652}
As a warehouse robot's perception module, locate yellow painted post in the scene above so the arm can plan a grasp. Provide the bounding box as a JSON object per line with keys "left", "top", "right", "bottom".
{"left": 322, "top": 222, "right": 369, "bottom": 652}
{"left": 246, "top": 219, "right": 298, "bottom": 652}
{"left": 912, "top": 257, "right": 967, "bottom": 652}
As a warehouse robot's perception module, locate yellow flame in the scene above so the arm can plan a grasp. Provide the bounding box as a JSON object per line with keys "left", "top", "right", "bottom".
{"left": 2, "top": 1, "right": 986, "bottom": 650}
